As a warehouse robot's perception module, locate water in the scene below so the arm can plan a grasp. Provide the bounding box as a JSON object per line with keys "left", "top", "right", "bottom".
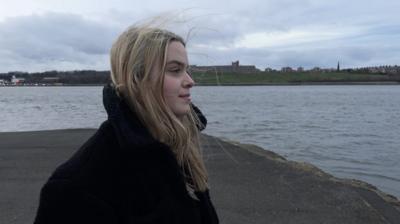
{"left": 1, "top": 85, "right": 399, "bottom": 198}
{"left": 0, "top": 87, "right": 106, "bottom": 130}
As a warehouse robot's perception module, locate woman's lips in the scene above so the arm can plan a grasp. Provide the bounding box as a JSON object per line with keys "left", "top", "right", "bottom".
{"left": 179, "top": 94, "right": 191, "bottom": 101}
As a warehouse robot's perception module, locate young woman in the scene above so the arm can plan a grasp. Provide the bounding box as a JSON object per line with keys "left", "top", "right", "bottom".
{"left": 34, "top": 25, "right": 219, "bottom": 224}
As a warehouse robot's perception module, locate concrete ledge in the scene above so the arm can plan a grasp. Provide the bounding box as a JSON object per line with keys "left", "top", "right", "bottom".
{"left": 201, "top": 134, "right": 400, "bottom": 224}
{"left": 1, "top": 129, "right": 399, "bottom": 224}
{"left": 230, "top": 139, "right": 400, "bottom": 205}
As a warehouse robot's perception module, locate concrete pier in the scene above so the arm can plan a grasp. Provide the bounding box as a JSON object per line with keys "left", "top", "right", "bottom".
{"left": 1, "top": 129, "right": 399, "bottom": 224}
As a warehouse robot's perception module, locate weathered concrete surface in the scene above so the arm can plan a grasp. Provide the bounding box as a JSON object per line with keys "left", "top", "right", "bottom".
{"left": 0, "top": 129, "right": 95, "bottom": 224}
{"left": 202, "top": 136, "right": 400, "bottom": 224}
{"left": 0, "top": 129, "right": 399, "bottom": 224}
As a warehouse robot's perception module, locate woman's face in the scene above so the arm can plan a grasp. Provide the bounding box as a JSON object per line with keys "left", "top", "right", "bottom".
{"left": 162, "top": 41, "right": 194, "bottom": 118}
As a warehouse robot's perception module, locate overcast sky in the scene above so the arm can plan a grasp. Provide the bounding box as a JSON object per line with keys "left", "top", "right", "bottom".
{"left": 0, "top": 0, "right": 399, "bottom": 72}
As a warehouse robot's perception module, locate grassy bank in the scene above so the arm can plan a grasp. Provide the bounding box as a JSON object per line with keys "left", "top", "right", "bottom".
{"left": 191, "top": 71, "right": 400, "bottom": 85}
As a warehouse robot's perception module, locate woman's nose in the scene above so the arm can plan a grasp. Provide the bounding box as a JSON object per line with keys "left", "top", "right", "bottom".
{"left": 183, "top": 72, "right": 194, "bottom": 88}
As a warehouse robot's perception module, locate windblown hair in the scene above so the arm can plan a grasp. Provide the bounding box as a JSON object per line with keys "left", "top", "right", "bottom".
{"left": 109, "top": 25, "right": 208, "bottom": 191}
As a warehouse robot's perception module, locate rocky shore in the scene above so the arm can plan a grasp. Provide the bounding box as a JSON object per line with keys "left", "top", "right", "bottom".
{"left": 1, "top": 129, "right": 399, "bottom": 224}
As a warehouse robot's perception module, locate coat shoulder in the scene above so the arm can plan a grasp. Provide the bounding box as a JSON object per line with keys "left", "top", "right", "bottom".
{"left": 34, "top": 178, "right": 118, "bottom": 224}
{"left": 49, "top": 121, "right": 118, "bottom": 182}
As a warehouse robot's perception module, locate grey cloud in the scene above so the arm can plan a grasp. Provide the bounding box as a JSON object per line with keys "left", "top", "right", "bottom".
{"left": 239, "top": 20, "right": 400, "bottom": 69}
{"left": 0, "top": 12, "right": 121, "bottom": 72}
{"left": 1, "top": 0, "right": 400, "bottom": 72}
{"left": 189, "top": 42, "right": 400, "bottom": 70}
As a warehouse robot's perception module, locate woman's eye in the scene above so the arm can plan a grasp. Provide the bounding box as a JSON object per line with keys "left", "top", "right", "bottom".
{"left": 170, "top": 68, "right": 181, "bottom": 73}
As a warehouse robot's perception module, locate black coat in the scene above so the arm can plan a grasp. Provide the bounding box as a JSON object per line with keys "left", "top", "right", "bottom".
{"left": 34, "top": 85, "right": 219, "bottom": 224}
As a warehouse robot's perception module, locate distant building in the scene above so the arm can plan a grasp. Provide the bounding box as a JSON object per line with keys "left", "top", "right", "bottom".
{"left": 11, "top": 75, "right": 25, "bottom": 85}
{"left": 264, "top": 67, "right": 274, "bottom": 72}
{"left": 311, "top": 67, "right": 321, "bottom": 72}
{"left": 363, "top": 65, "right": 400, "bottom": 74}
{"left": 297, "top": 67, "right": 304, "bottom": 72}
{"left": 0, "top": 79, "right": 5, "bottom": 86}
{"left": 281, "top": 67, "right": 293, "bottom": 72}
{"left": 368, "top": 67, "right": 380, "bottom": 74}
{"left": 190, "top": 60, "right": 260, "bottom": 73}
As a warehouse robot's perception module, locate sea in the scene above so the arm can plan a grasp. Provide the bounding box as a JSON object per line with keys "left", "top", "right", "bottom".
{"left": 1, "top": 85, "right": 399, "bottom": 199}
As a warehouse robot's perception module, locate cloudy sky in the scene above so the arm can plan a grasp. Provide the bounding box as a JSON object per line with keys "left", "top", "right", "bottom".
{"left": 0, "top": 0, "right": 399, "bottom": 72}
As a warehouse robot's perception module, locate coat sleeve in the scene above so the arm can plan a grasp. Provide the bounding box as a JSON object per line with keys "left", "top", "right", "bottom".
{"left": 34, "top": 179, "right": 117, "bottom": 224}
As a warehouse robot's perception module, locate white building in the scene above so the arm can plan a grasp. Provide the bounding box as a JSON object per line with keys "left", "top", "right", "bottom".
{"left": 11, "top": 75, "right": 25, "bottom": 85}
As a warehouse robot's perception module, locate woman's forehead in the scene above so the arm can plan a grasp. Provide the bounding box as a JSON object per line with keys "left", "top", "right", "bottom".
{"left": 166, "top": 41, "right": 188, "bottom": 66}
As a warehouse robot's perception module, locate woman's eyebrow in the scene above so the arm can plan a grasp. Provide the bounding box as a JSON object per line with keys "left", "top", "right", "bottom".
{"left": 166, "top": 60, "right": 186, "bottom": 67}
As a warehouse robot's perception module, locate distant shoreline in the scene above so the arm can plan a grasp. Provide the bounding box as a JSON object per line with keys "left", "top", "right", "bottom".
{"left": 196, "top": 81, "right": 400, "bottom": 86}
{"left": 1, "top": 81, "right": 400, "bottom": 87}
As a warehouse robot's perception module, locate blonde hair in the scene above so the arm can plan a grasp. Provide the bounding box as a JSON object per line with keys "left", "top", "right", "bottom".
{"left": 110, "top": 24, "right": 208, "bottom": 191}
